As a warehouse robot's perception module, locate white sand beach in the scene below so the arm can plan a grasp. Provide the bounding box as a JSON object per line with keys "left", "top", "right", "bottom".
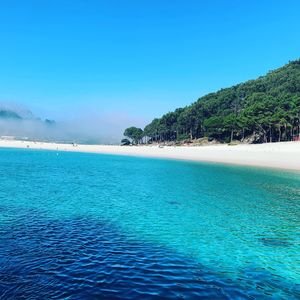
{"left": 0, "top": 139, "right": 300, "bottom": 171}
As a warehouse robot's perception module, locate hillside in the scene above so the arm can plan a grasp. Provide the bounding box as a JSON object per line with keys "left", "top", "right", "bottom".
{"left": 0, "top": 107, "right": 57, "bottom": 140}
{"left": 0, "top": 107, "right": 55, "bottom": 124}
{"left": 128, "top": 59, "right": 300, "bottom": 144}
{"left": 0, "top": 109, "right": 22, "bottom": 120}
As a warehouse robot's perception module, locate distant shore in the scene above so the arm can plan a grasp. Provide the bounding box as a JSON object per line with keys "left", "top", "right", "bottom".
{"left": 0, "top": 139, "right": 300, "bottom": 171}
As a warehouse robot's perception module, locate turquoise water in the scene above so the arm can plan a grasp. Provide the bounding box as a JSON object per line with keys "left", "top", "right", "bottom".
{"left": 0, "top": 148, "right": 299, "bottom": 299}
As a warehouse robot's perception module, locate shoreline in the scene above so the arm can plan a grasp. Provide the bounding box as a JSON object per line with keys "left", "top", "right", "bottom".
{"left": 0, "top": 139, "right": 300, "bottom": 172}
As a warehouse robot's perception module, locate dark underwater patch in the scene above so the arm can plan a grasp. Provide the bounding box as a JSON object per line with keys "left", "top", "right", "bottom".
{"left": 0, "top": 212, "right": 298, "bottom": 299}
{"left": 167, "top": 200, "right": 180, "bottom": 205}
{"left": 260, "top": 237, "right": 292, "bottom": 247}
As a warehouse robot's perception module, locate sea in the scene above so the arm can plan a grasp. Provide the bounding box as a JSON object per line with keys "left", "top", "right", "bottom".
{"left": 0, "top": 148, "right": 299, "bottom": 299}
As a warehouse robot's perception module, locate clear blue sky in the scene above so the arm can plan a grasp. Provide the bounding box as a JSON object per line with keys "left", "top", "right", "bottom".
{"left": 0, "top": 0, "right": 300, "bottom": 126}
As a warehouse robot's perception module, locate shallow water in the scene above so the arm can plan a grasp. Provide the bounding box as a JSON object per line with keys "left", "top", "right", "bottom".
{"left": 0, "top": 148, "right": 299, "bottom": 299}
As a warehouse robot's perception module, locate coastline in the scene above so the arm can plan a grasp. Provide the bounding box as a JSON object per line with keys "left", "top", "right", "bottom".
{"left": 0, "top": 139, "right": 300, "bottom": 171}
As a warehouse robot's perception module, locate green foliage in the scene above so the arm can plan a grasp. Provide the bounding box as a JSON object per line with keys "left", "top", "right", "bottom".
{"left": 121, "top": 138, "right": 131, "bottom": 145}
{"left": 132, "top": 59, "right": 300, "bottom": 144}
{"left": 123, "top": 126, "right": 144, "bottom": 144}
{"left": 176, "top": 133, "right": 190, "bottom": 141}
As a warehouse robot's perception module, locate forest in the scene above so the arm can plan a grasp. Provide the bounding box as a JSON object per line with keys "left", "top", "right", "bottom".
{"left": 124, "top": 59, "right": 300, "bottom": 144}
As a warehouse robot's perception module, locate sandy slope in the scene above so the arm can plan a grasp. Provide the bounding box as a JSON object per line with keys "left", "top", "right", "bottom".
{"left": 0, "top": 139, "right": 300, "bottom": 171}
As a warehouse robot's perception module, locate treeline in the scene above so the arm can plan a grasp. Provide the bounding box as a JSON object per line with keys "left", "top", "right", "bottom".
{"left": 124, "top": 59, "right": 300, "bottom": 144}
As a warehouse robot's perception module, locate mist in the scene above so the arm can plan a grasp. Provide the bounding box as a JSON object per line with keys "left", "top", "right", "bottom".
{"left": 0, "top": 103, "right": 147, "bottom": 144}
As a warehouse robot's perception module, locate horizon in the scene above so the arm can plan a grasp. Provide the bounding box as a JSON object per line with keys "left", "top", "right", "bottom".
{"left": 1, "top": 0, "right": 300, "bottom": 141}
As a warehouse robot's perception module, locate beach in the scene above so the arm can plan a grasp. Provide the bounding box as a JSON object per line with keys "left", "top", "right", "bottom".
{"left": 0, "top": 139, "right": 299, "bottom": 171}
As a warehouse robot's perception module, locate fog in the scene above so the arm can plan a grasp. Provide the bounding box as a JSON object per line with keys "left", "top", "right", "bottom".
{"left": 0, "top": 104, "right": 147, "bottom": 144}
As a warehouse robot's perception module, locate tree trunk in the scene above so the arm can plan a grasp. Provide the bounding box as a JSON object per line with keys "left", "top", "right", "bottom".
{"left": 284, "top": 124, "right": 287, "bottom": 141}
{"left": 264, "top": 133, "right": 267, "bottom": 143}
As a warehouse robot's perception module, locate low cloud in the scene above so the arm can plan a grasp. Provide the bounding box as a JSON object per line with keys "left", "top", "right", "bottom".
{"left": 0, "top": 103, "right": 147, "bottom": 144}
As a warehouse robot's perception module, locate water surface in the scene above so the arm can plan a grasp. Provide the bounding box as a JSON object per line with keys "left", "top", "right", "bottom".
{"left": 0, "top": 148, "right": 299, "bottom": 299}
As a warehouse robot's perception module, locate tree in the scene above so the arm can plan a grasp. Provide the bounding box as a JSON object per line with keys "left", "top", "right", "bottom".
{"left": 124, "top": 127, "right": 144, "bottom": 144}
{"left": 121, "top": 138, "right": 131, "bottom": 145}
{"left": 124, "top": 59, "right": 300, "bottom": 144}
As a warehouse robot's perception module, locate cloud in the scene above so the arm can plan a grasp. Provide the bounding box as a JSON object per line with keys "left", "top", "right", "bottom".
{"left": 0, "top": 102, "right": 148, "bottom": 144}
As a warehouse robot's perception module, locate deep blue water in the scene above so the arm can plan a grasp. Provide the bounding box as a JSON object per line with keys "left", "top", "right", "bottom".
{"left": 0, "top": 148, "right": 299, "bottom": 299}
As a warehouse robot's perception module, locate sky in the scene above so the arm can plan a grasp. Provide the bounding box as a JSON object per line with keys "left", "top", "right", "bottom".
{"left": 0, "top": 0, "right": 300, "bottom": 136}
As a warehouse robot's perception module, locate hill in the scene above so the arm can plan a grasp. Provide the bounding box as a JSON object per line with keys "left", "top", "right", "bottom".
{"left": 0, "top": 109, "right": 22, "bottom": 120}
{"left": 126, "top": 59, "right": 300, "bottom": 144}
{"left": 0, "top": 106, "right": 57, "bottom": 141}
{"left": 0, "top": 107, "right": 55, "bottom": 125}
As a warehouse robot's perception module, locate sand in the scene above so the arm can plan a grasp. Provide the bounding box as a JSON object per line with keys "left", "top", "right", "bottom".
{"left": 0, "top": 139, "right": 300, "bottom": 171}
